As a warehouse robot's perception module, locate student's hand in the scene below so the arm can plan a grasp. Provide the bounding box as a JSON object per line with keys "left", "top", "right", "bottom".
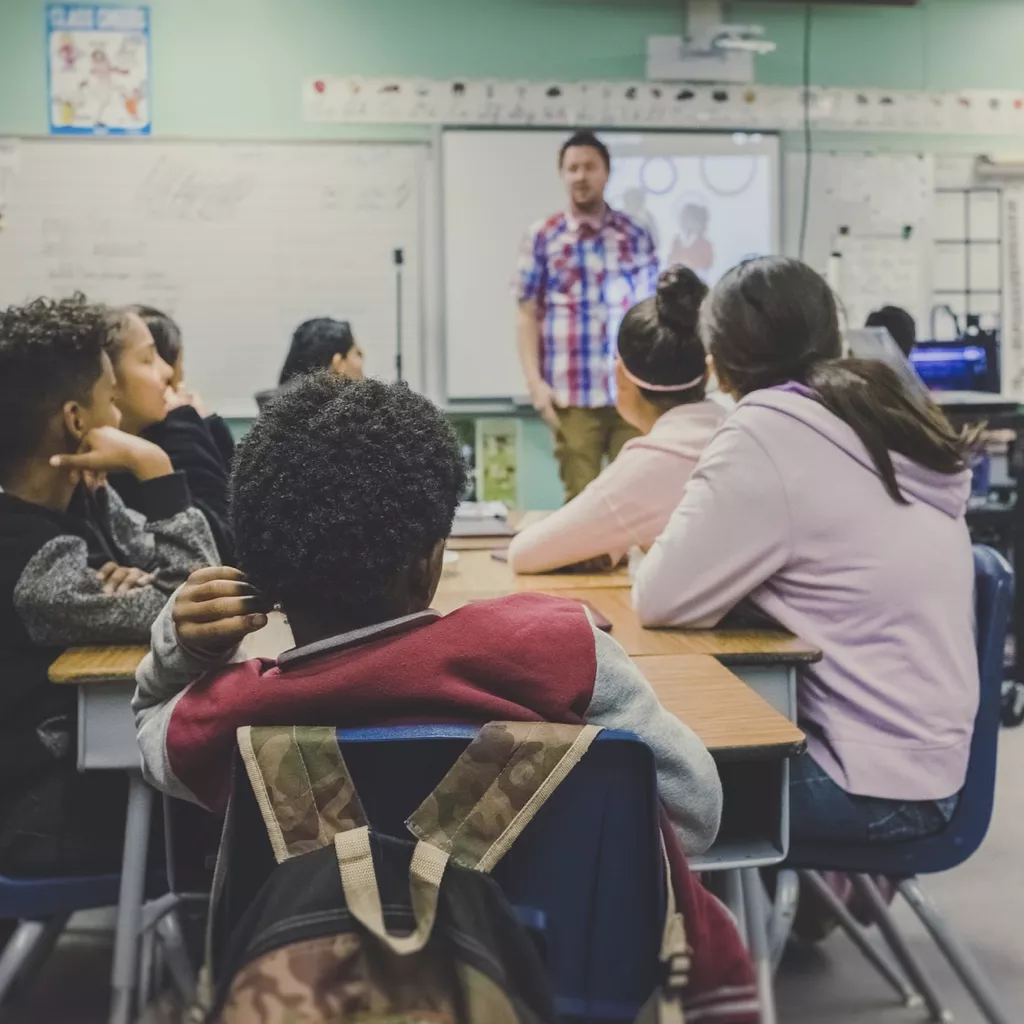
{"left": 529, "top": 380, "right": 562, "bottom": 430}
{"left": 97, "top": 562, "right": 156, "bottom": 596}
{"left": 51, "top": 426, "right": 174, "bottom": 482}
{"left": 173, "top": 566, "right": 270, "bottom": 655}
{"left": 166, "top": 383, "right": 207, "bottom": 417}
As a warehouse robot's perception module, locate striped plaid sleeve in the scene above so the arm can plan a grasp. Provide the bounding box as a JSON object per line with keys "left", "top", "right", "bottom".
{"left": 513, "top": 222, "right": 547, "bottom": 303}
{"left": 634, "top": 223, "right": 661, "bottom": 300}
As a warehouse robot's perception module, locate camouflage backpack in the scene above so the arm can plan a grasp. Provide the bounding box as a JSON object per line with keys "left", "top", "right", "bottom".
{"left": 203, "top": 722, "right": 690, "bottom": 1023}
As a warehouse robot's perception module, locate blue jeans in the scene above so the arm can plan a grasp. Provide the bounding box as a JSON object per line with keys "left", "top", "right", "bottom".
{"left": 789, "top": 753, "right": 958, "bottom": 845}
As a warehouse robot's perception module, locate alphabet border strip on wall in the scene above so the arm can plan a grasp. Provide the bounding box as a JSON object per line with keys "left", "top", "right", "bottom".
{"left": 303, "top": 76, "right": 1024, "bottom": 137}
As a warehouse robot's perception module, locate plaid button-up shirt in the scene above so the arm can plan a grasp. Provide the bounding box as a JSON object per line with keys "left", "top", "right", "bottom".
{"left": 515, "top": 207, "right": 659, "bottom": 408}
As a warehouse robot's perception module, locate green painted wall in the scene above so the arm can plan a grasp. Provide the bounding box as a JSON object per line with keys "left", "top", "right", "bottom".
{"left": 3, "top": 0, "right": 1024, "bottom": 139}
{"left": 4, "top": 0, "right": 1023, "bottom": 508}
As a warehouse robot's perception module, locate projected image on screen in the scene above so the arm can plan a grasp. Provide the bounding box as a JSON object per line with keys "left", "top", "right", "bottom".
{"left": 606, "top": 152, "right": 774, "bottom": 284}
{"left": 441, "top": 129, "right": 779, "bottom": 399}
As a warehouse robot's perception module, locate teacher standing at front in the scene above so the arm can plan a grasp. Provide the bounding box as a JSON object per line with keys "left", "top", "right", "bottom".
{"left": 515, "top": 130, "right": 660, "bottom": 502}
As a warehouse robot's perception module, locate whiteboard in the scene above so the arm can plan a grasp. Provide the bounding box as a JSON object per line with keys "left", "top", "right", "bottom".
{"left": 0, "top": 139, "right": 425, "bottom": 416}
{"left": 442, "top": 129, "right": 780, "bottom": 401}
{"left": 783, "top": 152, "right": 935, "bottom": 329}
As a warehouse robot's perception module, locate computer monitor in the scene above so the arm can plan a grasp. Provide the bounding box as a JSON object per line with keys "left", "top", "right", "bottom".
{"left": 910, "top": 339, "right": 1000, "bottom": 393}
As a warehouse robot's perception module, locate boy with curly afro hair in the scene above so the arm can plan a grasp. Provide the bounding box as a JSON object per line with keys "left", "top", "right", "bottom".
{"left": 135, "top": 371, "right": 718, "bottom": 851}
{"left": 0, "top": 295, "right": 217, "bottom": 876}
{"left": 134, "top": 373, "right": 758, "bottom": 1019}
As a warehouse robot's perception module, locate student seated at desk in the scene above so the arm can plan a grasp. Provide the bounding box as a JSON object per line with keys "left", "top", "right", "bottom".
{"left": 254, "top": 316, "right": 364, "bottom": 411}
{"left": 508, "top": 267, "right": 725, "bottom": 574}
{"left": 0, "top": 297, "right": 217, "bottom": 877}
{"left": 133, "top": 304, "right": 236, "bottom": 468}
{"left": 134, "top": 374, "right": 758, "bottom": 1017}
{"left": 105, "top": 307, "right": 236, "bottom": 563}
{"left": 634, "top": 257, "right": 978, "bottom": 847}
{"left": 865, "top": 304, "right": 916, "bottom": 359}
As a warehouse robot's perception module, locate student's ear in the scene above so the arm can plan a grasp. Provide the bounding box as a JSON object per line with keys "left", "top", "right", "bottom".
{"left": 409, "top": 538, "right": 446, "bottom": 607}
{"left": 329, "top": 351, "right": 346, "bottom": 377}
{"left": 60, "top": 399, "right": 89, "bottom": 448}
{"left": 706, "top": 354, "right": 738, "bottom": 401}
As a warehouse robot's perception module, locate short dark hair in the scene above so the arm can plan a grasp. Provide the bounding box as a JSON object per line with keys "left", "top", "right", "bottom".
{"left": 232, "top": 374, "right": 466, "bottom": 626}
{"left": 618, "top": 266, "right": 709, "bottom": 407}
{"left": 559, "top": 130, "right": 610, "bottom": 171}
{"left": 866, "top": 305, "right": 917, "bottom": 358}
{"left": 0, "top": 296, "right": 108, "bottom": 475}
{"left": 133, "top": 305, "right": 182, "bottom": 368}
{"left": 279, "top": 317, "right": 355, "bottom": 385}
{"left": 702, "top": 256, "right": 967, "bottom": 504}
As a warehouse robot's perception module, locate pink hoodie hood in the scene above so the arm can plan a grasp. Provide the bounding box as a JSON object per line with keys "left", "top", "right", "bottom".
{"left": 743, "top": 389, "right": 972, "bottom": 520}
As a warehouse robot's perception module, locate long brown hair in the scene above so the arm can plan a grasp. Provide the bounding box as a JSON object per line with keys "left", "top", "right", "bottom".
{"left": 700, "top": 256, "right": 970, "bottom": 504}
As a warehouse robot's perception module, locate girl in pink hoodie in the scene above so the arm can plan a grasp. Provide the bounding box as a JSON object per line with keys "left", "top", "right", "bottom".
{"left": 635, "top": 256, "right": 978, "bottom": 845}
{"left": 509, "top": 267, "right": 725, "bottom": 574}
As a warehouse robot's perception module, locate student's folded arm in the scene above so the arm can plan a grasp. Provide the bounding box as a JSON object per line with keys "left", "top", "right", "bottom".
{"left": 508, "top": 462, "right": 640, "bottom": 573}
{"left": 585, "top": 617, "right": 723, "bottom": 855}
{"left": 13, "top": 535, "right": 175, "bottom": 646}
{"left": 133, "top": 590, "right": 248, "bottom": 801}
{"left": 633, "top": 422, "right": 791, "bottom": 629}
{"left": 105, "top": 475, "right": 218, "bottom": 587}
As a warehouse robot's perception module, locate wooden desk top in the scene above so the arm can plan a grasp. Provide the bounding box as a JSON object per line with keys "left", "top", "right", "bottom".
{"left": 439, "top": 547, "right": 631, "bottom": 593}
{"left": 49, "top": 641, "right": 801, "bottom": 759}
{"left": 49, "top": 611, "right": 297, "bottom": 685}
{"left": 433, "top": 587, "right": 820, "bottom": 664}
{"left": 636, "top": 655, "right": 805, "bottom": 759}
{"left": 49, "top": 645, "right": 146, "bottom": 684}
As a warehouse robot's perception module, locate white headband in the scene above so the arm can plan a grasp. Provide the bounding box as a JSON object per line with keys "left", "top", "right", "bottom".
{"left": 619, "top": 360, "right": 705, "bottom": 393}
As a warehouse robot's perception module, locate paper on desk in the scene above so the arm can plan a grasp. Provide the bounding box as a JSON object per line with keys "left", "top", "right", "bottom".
{"left": 456, "top": 500, "right": 510, "bottom": 521}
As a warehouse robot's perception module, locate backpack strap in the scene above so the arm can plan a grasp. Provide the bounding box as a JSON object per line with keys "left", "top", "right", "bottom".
{"left": 237, "top": 725, "right": 367, "bottom": 863}
{"left": 334, "top": 826, "right": 449, "bottom": 956}
{"left": 407, "top": 721, "right": 603, "bottom": 873}
{"left": 236, "top": 722, "right": 604, "bottom": 961}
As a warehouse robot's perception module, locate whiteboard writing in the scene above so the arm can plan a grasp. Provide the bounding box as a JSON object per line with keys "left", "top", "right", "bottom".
{"left": 0, "top": 140, "right": 425, "bottom": 416}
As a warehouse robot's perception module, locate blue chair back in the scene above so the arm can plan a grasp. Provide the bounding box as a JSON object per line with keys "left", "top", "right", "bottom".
{"left": 0, "top": 873, "right": 122, "bottom": 920}
{"left": 787, "top": 544, "right": 1013, "bottom": 876}
{"left": 220, "top": 726, "right": 664, "bottom": 1023}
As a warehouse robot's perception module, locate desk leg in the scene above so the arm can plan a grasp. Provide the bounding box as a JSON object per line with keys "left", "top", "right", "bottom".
{"left": 723, "top": 871, "right": 748, "bottom": 945}
{"left": 742, "top": 867, "right": 777, "bottom": 1024}
{"left": 109, "top": 771, "right": 152, "bottom": 1024}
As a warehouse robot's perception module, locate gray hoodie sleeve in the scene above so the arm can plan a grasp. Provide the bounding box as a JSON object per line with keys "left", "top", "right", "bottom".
{"left": 133, "top": 591, "right": 246, "bottom": 800}
{"left": 584, "top": 615, "right": 723, "bottom": 855}
{"left": 13, "top": 485, "right": 218, "bottom": 648}
{"left": 104, "top": 479, "right": 218, "bottom": 589}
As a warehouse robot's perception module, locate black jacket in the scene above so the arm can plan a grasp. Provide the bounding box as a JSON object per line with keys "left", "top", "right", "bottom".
{"left": 111, "top": 405, "right": 236, "bottom": 564}
{"left": 0, "top": 479, "right": 217, "bottom": 866}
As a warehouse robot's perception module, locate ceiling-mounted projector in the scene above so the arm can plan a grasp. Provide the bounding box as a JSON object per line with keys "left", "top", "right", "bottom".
{"left": 647, "top": 0, "right": 777, "bottom": 83}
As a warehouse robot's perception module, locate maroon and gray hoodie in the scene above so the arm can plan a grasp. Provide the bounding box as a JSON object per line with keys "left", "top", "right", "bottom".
{"left": 134, "top": 593, "right": 760, "bottom": 1022}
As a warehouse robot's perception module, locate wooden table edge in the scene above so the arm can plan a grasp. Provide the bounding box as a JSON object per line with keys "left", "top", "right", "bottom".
{"left": 712, "top": 738, "right": 807, "bottom": 762}
{"left": 49, "top": 646, "right": 148, "bottom": 685}
{"left": 714, "top": 649, "right": 822, "bottom": 666}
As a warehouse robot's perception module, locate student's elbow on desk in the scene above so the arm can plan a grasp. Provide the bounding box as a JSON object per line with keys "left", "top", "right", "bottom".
{"left": 586, "top": 622, "right": 722, "bottom": 854}
{"left": 632, "top": 571, "right": 727, "bottom": 631}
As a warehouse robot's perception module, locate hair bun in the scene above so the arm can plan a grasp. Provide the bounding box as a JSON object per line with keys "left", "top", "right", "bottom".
{"left": 655, "top": 266, "right": 708, "bottom": 338}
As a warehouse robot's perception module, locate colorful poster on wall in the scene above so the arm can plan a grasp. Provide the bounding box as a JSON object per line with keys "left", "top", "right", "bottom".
{"left": 47, "top": 5, "right": 150, "bottom": 136}
{"left": 477, "top": 419, "right": 520, "bottom": 507}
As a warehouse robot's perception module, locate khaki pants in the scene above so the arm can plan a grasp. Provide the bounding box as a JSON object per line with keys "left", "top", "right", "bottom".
{"left": 553, "top": 405, "right": 640, "bottom": 502}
